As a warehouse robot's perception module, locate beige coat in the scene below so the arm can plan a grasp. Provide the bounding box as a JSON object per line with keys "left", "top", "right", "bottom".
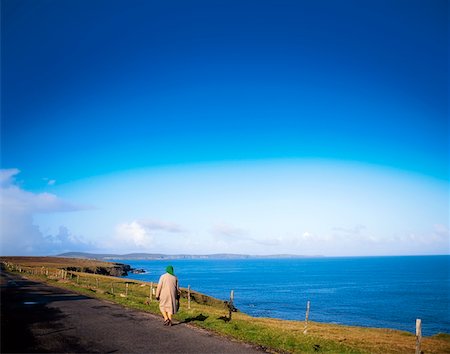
{"left": 156, "top": 273, "right": 179, "bottom": 314}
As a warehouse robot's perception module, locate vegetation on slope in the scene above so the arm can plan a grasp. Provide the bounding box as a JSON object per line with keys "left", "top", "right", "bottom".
{"left": 0, "top": 256, "right": 131, "bottom": 276}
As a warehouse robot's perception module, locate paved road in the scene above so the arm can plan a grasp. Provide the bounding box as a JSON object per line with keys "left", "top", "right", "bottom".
{"left": 1, "top": 271, "right": 263, "bottom": 353}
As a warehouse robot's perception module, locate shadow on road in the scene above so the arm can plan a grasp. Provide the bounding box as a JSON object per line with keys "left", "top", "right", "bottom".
{"left": 1, "top": 271, "right": 91, "bottom": 353}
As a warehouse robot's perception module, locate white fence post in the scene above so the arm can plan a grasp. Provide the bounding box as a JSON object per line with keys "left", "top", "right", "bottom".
{"left": 303, "top": 300, "right": 311, "bottom": 334}
{"left": 415, "top": 318, "right": 422, "bottom": 354}
{"left": 188, "top": 285, "right": 191, "bottom": 309}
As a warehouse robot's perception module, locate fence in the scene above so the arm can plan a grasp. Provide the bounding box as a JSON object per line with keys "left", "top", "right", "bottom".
{"left": 1, "top": 261, "right": 227, "bottom": 311}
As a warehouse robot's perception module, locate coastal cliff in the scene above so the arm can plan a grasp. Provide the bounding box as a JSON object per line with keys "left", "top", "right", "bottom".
{"left": 0, "top": 256, "right": 131, "bottom": 276}
{"left": 64, "top": 263, "right": 131, "bottom": 276}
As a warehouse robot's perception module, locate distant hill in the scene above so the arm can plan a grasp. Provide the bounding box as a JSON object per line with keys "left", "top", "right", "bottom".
{"left": 57, "top": 252, "right": 320, "bottom": 260}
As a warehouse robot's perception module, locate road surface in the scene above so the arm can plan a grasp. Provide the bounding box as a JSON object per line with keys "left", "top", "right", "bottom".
{"left": 1, "top": 271, "right": 263, "bottom": 353}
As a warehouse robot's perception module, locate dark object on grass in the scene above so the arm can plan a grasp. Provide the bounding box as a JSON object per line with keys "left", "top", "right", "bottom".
{"left": 313, "top": 344, "right": 321, "bottom": 351}
{"left": 183, "top": 314, "right": 209, "bottom": 323}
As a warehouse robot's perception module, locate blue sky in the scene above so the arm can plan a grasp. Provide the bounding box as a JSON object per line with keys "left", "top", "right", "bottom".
{"left": 1, "top": 0, "right": 448, "bottom": 256}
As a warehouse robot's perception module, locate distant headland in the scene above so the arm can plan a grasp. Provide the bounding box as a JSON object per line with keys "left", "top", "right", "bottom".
{"left": 57, "top": 252, "right": 323, "bottom": 261}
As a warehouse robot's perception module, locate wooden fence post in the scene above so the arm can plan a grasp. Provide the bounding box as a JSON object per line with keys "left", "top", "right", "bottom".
{"left": 228, "top": 290, "right": 234, "bottom": 321}
{"left": 111, "top": 283, "right": 114, "bottom": 294}
{"left": 77, "top": 275, "right": 80, "bottom": 284}
{"left": 416, "top": 318, "right": 422, "bottom": 354}
{"left": 188, "top": 285, "right": 191, "bottom": 310}
{"left": 303, "top": 300, "right": 311, "bottom": 334}
{"left": 149, "top": 282, "right": 153, "bottom": 302}
{"left": 126, "top": 283, "right": 129, "bottom": 296}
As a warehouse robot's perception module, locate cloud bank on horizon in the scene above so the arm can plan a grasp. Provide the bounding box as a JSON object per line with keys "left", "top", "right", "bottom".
{"left": 1, "top": 162, "right": 448, "bottom": 256}
{"left": 0, "top": 169, "right": 94, "bottom": 255}
{"left": 1, "top": 1, "right": 448, "bottom": 256}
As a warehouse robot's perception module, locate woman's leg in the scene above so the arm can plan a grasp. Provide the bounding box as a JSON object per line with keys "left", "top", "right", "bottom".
{"left": 160, "top": 309, "right": 169, "bottom": 322}
{"left": 167, "top": 312, "right": 173, "bottom": 325}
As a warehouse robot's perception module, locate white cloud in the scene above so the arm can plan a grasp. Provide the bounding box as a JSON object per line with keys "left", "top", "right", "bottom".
{"left": 282, "top": 224, "right": 450, "bottom": 256}
{"left": 0, "top": 169, "right": 92, "bottom": 255}
{"left": 110, "top": 219, "right": 185, "bottom": 252}
{"left": 115, "top": 221, "right": 154, "bottom": 248}
{"left": 389, "top": 225, "right": 449, "bottom": 252}
{"left": 43, "top": 178, "right": 56, "bottom": 186}
{"left": 301, "top": 231, "right": 315, "bottom": 241}
{"left": 0, "top": 168, "right": 20, "bottom": 186}
{"left": 139, "top": 219, "right": 185, "bottom": 233}
{"left": 433, "top": 224, "right": 449, "bottom": 238}
{"left": 331, "top": 225, "right": 379, "bottom": 243}
{"left": 210, "top": 223, "right": 279, "bottom": 253}
{"left": 40, "top": 226, "right": 94, "bottom": 254}
{"left": 4, "top": 162, "right": 446, "bottom": 257}
{"left": 1, "top": 171, "right": 87, "bottom": 214}
{"left": 212, "top": 223, "right": 248, "bottom": 240}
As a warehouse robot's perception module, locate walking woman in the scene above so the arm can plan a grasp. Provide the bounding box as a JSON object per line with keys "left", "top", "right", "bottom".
{"left": 156, "top": 265, "right": 180, "bottom": 326}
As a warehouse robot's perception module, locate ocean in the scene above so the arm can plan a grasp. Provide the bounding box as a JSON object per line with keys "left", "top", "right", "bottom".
{"left": 119, "top": 256, "right": 449, "bottom": 336}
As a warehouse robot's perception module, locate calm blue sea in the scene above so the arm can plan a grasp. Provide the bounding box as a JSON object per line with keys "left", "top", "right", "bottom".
{"left": 119, "top": 256, "right": 449, "bottom": 336}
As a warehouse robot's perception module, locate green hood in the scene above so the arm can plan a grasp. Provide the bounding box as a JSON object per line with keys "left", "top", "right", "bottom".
{"left": 166, "top": 265, "right": 174, "bottom": 275}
